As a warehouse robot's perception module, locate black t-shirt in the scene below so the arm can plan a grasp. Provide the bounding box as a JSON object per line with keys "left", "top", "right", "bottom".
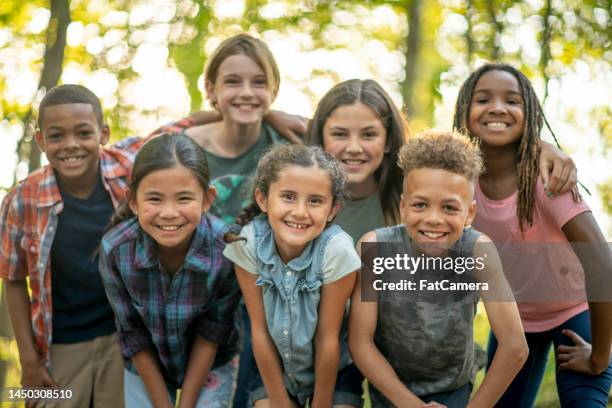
{"left": 51, "top": 178, "right": 116, "bottom": 343}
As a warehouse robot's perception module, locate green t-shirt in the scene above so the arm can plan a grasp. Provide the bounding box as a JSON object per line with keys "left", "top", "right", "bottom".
{"left": 334, "top": 191, "right": 385, "bottom": 242}
{"left": 204, "top": 123, "right": 284, "bottom": 224}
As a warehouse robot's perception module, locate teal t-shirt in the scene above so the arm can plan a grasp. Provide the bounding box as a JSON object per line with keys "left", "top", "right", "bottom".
{"left": 198, "top": 122, "right": 284, "bottom": 224}
{"left": 334, "top": 192, "right": 385, "bottom": 242}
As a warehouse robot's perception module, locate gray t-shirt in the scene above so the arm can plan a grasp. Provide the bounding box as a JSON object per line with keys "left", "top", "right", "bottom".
{"left": 371, "top": 224, "right": 482, "bottom": 403}
{"left": 334, "top": 192, "right": 385, "bottom": 242}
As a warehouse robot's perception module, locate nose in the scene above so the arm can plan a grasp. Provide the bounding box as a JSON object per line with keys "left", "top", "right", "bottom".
{"left": 65, "top": 134, "right": 80, "bottom": 149}
{"left": 488, "top": 99, "right": 508, "bottom": 114}
{"left": 345, "top": 134, "right": 363, "bottom": 154}
{"left": 293, "top": 199, "right": 308, "bottom": 219}
{"left": 159, "top": 202, "right": 179, "bottom": 219}
{"left": 239, "top": 82, "right": 255, "bottom": 99}
{"left": 424, "top": 208, "right": 443, "bottom": 226}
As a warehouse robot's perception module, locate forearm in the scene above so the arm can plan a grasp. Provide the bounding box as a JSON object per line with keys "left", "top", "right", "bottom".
{"left": 132, "top": 349, "right": 173, "bottom": 408}
{"left": 469, "top": 338, "right": 527, "bottom": 407}
{"left": 588, "top": 302, "right": 612, "bottom": 372}
{"left": 350, "top": 339, "right": 423, "bottom": 408}
{"left": 251, "top": 331, "right": 292, "bottom": 404}
{"left": 5, "top": 280, "right": 39, "bottom": 364}
{"left": 178, "top": 336, "right": 218, "bottom": 408}
{"left": 311, "top": 337, "right": 340, "bottom": 408}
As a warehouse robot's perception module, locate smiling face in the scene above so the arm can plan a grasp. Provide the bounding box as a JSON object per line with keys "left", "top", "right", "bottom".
{"left": 129, "top": 165, "right": 216, "bottom": 256}
{"left": 206, "top": 53, "right": 273, "bottom": 127}
{"left": 400, "top": 168, "right": 476, "bottom": 255}
{"left": 255, "top": 165, "right": 340, "bottom": 263}
{"left": 468, "top": 69, "right": 525, "bottom": 148}
{"left": 322, "top": 102, "right": 387, "bottom": 198}
{"left": 35, "top": 103, "right": 109, "bottom": 189}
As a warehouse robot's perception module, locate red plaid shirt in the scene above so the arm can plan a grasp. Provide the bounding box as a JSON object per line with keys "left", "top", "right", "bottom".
{"left": 0, "top": 137, "right": 145, "bottom": 365}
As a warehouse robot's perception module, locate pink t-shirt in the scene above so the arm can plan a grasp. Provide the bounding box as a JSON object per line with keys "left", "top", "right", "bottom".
{"left": 473, "top": 177, "right": 590, "bottom": 332}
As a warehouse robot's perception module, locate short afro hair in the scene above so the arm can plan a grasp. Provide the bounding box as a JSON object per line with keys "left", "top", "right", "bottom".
{"left": 38, "top": 84, "right": 104, "bottom": 129}
{"left": 397, "top": 129, "right": 484, "bottom": 181}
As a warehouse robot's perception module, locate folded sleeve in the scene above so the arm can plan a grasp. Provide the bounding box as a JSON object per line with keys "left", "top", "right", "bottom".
{"left": 322, "top": 232, "right": 362, "bottom": 284}
{"left": 222, "top": 223, "right": 258, "bottom": 274}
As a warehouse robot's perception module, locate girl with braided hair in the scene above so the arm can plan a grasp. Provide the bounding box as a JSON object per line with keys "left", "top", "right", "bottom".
{"left": 223, "top": 144, "right": 363, "bottom": 407}
{"left": 453, "top": 63, "right": 612, "bottom": 407}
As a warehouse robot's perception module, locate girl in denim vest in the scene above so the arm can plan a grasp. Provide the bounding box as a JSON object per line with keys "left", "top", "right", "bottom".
{"left": 224, "top": 144, "right": 363, "bottom": 407}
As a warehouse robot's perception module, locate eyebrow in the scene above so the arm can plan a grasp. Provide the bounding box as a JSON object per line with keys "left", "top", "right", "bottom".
{"left": 473, "top": 89, "right": 522, "bottom": 96}
{"left": 329, "top": 125, "right": 379, "bottom": 130}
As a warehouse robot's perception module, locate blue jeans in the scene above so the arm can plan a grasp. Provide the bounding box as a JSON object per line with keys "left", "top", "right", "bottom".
{"left": 233, "top": 304, "right": 259, "bottom": 408}
{"left": 124, "top": 357, "right": 238, "bottom": 408}
{"left": 249, "top": 363, "right": 363, "bottom": 407}
{"left": 487, "top": 310, "right": 612, "bottom": 408}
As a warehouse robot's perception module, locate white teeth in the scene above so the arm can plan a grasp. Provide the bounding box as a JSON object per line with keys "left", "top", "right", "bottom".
{"left": 158, "top": 225, "right": 180, "bottom": 231}
{"left": 286, "top": 222, "right": 308, "bottom": 230}
{"left": 343, "top": 160, "right": 365, "bottom": 165}
{"left": 486, "top": 122, "right": 508, "bottom": 130}
{"left": 423, "top": 231, "right": 445, "bottom": 239}
{"left": 62, "top": 156, "right": 84, "bottom": 162}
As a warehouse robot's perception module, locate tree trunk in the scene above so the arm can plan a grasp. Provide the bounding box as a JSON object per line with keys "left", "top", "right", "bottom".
{"left": 465, "top": 0, "right": 475, "bottom": 69}
{"left": 24, "top": 0, "right": 71, "bottom": 175}
{"left": 540, "top": 0, "right": 552, "bottom": 103}
{"left": 402, "top": 0, "right": 422, "bottom": 118}
{"left": 485, "top": 0, "right": 503, "bottom": 60}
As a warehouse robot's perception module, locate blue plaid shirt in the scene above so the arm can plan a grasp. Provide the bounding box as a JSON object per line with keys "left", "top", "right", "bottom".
{"left": 99, "top": 214, "right": 240, "bottom": 387}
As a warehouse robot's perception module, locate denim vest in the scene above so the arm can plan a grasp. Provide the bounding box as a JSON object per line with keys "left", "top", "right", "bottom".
{"left": 250, "top": 215, "right": 352, "bottom": 401}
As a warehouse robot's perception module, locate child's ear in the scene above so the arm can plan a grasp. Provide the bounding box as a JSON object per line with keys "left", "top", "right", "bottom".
{"left": 465, "top": 200, "right": 477, "bottom": 227}
{"left": 127, "top": 189, "right": 138, "bottom": 216}
{"left": 327, "top": 201, "right": 342, "bottom": 222}
{"left": 202, "top": 186, "right": 217, "bottom": 213}
{"left": 254, "top": 188, "right": 268, "bottom": 213}
{"left": 205, "top": 80, "right": 218, "bottom": 109}
{"left": 100, "top": 124, "right": 110, "bottom": 145}
{"left": 35, "top": 130, "right": 46, "bottom": 152}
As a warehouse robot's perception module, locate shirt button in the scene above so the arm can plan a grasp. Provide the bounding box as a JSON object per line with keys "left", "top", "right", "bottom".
{"left": 39, "top": 263, "right": 44, "bottom": 268}
{"left": 287, "top": 271, "right": 292, "bottom": 276}
{"left": 30, "top": 245, "right": 36, "bottom": 252}
{"left": 48, "top": 226, "right": 54, "bottom": 232}
{"left": 283, "top": 330, "right": 288, "bottom": 336}
{"left": 284, "top": 352, "right": 289, "bottom": 358}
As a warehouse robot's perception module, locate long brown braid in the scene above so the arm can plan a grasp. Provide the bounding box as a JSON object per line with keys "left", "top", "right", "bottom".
{"left": 452, "top": 64, "right": 546, "bottom": 231}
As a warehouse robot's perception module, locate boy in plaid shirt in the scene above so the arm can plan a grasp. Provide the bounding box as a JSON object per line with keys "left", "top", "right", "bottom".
{"left": 0, "top": 84, "right": 146, "bottom": 407}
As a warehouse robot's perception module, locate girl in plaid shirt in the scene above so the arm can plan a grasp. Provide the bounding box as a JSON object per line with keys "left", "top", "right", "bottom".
{"left": 99, "top": 134, "right": 241, "bottom": 408}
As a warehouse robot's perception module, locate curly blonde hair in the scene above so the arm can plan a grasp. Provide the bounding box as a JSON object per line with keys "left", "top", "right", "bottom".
{"left": 397, "top": 129, "right": 483, "bottom": 181}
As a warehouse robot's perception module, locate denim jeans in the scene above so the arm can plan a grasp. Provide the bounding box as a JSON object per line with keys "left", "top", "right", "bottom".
{"left": 487, "top": 310, "right": 612, "bottom": 407}
{"left": 232, "top": 304, "right": 258, "bottom": 408}
{"left": 124, "top": 356, "right": 238, "bottom": 408}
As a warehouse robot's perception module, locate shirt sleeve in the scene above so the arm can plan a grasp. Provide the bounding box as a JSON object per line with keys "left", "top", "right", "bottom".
{"left": 98, "top": 241, "right": 154, "bottom": 359}
{"left": 0, "top": 190, "right": 28, "bottom": 281}
{"left": 193, "top": 251, "right": 241, "bottom": 345}
{"left": 537, "top": 179, "right": 591, "bottom": 228}
{"left": 322, "top": 232, "right": 362, "bottom": 284}
{"left": 222, "top": 223, "right": 258, "bottom": 274}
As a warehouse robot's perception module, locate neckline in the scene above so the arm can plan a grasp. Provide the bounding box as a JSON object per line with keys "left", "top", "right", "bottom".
{"left": 476, "top": 178, "right": 517, "bottom": 205}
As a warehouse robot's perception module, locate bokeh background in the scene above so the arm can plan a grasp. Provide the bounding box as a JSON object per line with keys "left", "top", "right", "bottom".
{"left": 0, "top": 0, "right": 610, "bottom": 406}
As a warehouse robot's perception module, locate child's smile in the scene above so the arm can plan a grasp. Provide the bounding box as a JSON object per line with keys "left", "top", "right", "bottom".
{"left": 468, "top": 69, "right": 525, "bottom": 148}
{"left": 130, "top": 165, "right": 213, "bottom": 256}
{"left": 400, "top": 168, "right": 476, "bottom": 255}
{"left": 256, "top": 165, "right": 339, "bottom": 263}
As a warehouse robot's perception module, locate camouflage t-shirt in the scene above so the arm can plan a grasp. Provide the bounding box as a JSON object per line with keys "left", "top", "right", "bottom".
{"left": 371, "top": 225, "right": 483, "bottom": 403}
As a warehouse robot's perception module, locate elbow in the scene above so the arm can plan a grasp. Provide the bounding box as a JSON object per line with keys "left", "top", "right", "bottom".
{"left": 314, "top": 332, "right": 340, "bottom": 358}
{"left": 505, "top": 337, "right": 529, "bottom": 369}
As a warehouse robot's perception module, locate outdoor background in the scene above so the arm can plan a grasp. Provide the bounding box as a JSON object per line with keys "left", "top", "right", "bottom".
{"left": 0, "top": 0, "right": 610, "bottom": 406}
